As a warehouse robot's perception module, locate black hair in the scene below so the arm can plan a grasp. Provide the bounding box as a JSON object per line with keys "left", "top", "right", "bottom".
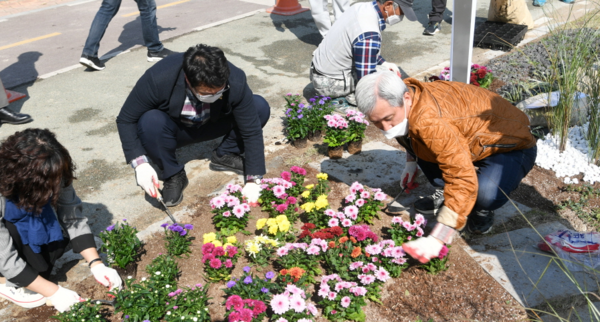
{"left": 183, "top": 44, "right": 230, "bottom": 88}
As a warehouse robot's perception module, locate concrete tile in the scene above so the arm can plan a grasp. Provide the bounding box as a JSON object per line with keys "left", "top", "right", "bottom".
{"left": 463, "top": 222, "right": 600, "bottom": 308}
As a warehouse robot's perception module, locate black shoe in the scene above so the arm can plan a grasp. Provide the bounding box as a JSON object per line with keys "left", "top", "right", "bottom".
{"left": 0, "top": 108, "right": 33, "bottom": 125}
{"left": 466, "top": 209, "right": 495, "bottom": 234}
{"left": 414, "top": 188, "right": 444, "bottom": 215}
{"left": 79, "top": 55, "right": 105, "bottom": 71}
{"left": 162, "top": 169, "right": 188, "bottom": 207}
{"left": 147, "top": 48, "right": 175, "bottom": 62}
{"left": 423, "top": 22, "right": 441, "bottom": 36}
{"left": 209, "top": 150, "right": 244, "bottom": 175}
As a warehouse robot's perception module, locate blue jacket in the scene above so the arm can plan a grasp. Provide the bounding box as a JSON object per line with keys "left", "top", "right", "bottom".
{"left": 116, "top": 53, "right": 266, "bottom": 176}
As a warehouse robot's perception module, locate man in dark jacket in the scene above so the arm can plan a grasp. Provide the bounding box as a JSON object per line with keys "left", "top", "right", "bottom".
{"left": 116, "top": 44, "right": 269, "bottom": 206}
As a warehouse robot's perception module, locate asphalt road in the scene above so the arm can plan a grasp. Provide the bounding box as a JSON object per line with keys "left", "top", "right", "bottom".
{"left": 0, "top": 0, "right": 272, "bottom": 89}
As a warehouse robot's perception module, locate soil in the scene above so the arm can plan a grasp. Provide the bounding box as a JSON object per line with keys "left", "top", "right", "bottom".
{"left": 293, "top": 137, "right": 308, "bottom": 148}
{"left": 347, "top": 140, "right": 362, "bottom": 155}
{"left": 308, "top": 130, "right": 323, "bottom": 142}
{"left": 328, "top": 146, "right": 343, "bottom": 159}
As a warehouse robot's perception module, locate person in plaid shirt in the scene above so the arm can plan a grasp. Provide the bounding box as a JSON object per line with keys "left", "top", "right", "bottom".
{"left": 310, "top": 0, "right": 416, "bottom": 108}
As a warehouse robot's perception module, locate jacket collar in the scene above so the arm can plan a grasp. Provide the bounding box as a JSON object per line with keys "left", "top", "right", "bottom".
{"left": 371, "top": 1, "right": 387, "bottom": 32}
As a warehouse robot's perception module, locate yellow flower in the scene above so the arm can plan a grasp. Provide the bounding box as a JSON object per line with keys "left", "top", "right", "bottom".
{"left": 317, "top": 173, "right": 328, "bottom": 180}
{"left": 305, "top": 184, "right": 314, "bottom": 189}
{"left": 246, "top": 242, "right": 260, "bottom": 255}
{"left": 212, "top": 240, "right": 222, "bottom": 247}
{"left": 268, "top": 225, "right": 278, "bottom": 235}
{"left": 278, "top": 221, "right": 290, "bottom": 232}
{"left": 301, "top": 190, "right": 310, "bottom": 198}
{"left": 226, "top": 236, "right": 237, "bottom": 244}
{"left": 275, "top": 215, "right": 287, "bottom": 224}
{"left": 300, "top": 202, "right": 315, "bottom": 213}
{"left": 267, "top": 239, "right": 279, "bottom": 247}
{"left": 315, "top": 195, "right": 329, "bottom": 209}
{"left": 256, "top": 235, "right": 267, "bottom": 243}
{"left": 256, "top": 218, "right": 268, "bottom": 230}
{"left": 266, "top": 218, "right": 277, "bottom": 227}
{"left": 203, "top": 232, "right": 216, "bottom": 244}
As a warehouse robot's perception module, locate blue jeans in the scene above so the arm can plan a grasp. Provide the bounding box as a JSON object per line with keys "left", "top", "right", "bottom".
{"left": 82, "top": 0, "right": 163, "bottom": 57}
{"left": 137, "top": 95, "right": 271, "bottom": 179}
{"left": 417, "top": 146, "right": 537, "bottom": 212}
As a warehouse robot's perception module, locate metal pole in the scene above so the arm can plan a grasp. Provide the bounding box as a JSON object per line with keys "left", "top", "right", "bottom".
{"left": 449, "top": 0, "right": 477, "bottom": 83}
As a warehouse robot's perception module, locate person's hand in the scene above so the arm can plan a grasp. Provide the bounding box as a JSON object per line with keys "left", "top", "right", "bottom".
{"left": 403, "top": 235, "right": 444, "bottom": 263}
{"left": 48, "top": 286, "right": 85, "bottom": 313}
{"left": 91, "top": 263, "right": 122, "bottom": 291}
{"left": 400, "top": 161, "right": 419, "bottom": 192}
{"left": 381, "top": 62, "right": 401, "bottom": 78}
{"left": 242, "top": 182, "right": 262, "bottom": 207}
{"left": 135, "top": 163, "right": 159, "bottom": 198}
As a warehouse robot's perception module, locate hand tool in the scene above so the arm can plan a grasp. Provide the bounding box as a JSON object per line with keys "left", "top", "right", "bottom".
{"left": 155, "top": 190, "right": 178, "bottom": 224}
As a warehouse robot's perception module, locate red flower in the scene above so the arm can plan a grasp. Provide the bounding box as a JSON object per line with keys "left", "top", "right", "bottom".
{"left": 302, "top": 223, "right": 316, "bottom": 230}
{"left": 477, "top": 68, "right": 487, "bottom": 79}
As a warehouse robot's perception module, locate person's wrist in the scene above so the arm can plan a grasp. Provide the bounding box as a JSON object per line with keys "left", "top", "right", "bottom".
{"left": 44, "top": 284, "right": 60, "bottom": 298}
{"left": 90, "top": 261, "right": 104, "bottom": 269}
{"left": 88, "top": 258, "right": 103, "bottom": 268}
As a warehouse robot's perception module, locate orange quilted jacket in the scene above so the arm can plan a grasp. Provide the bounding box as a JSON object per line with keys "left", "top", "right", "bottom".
{"left": 405, "top": 78, "right": 536, "bottom": 230}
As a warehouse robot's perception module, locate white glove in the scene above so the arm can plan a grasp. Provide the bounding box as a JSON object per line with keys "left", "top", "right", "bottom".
{"left": 403, "top": 235, "right": 443, "bottom": 263}
{"left": 400, "top": 161, "right": 418, "bottom": 191}
{"left": 48, "top": 286, "right": 84, "bottom": 313}
{"left": 91, "top": 263, "right": 122, "bottom": 291}
{"left": 242, "top": 182, "right": 262, "bottom": 206}
{"left": 381, "top": 62, "right": 401, "bottom": 77}
{"left": 135, "top": 163, "right": 159, "bottom": 198}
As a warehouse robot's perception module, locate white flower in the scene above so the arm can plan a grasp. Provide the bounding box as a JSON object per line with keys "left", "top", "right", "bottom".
{"left": 167, "top": 311, "right": 171, "bottom": 315}
{"left": 181, "top": 317, "right": 185, "bottom": 320}
{"left": 96, "top": 301, "right": 101, "bottom": 305}
{"left": 155, "top": 271, "right": 161, "bottom": 275}
{"left": 141, "top": 277, "right": 147, "bottom": 281}
{"left": 95, "top": 315, "right": 99, "bottom": 318}
{"left": 193, "top": 318, "right": 198, "bottom": 321}
{"left": 127, "top": 276, "right": 132, "bottom": 279}
{"left": 166, "top": 284, "right": 171, "bottom": 288}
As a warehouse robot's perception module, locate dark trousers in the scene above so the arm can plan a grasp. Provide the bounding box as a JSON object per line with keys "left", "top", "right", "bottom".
{"left": 0, "top": 220, "right": 68, "bottom": 283}
{"left": 417, "top": 146, "right": 537, "bottom": 212}
{"left": 429, "top": 0, "right": 447, "bottom": 23}
{"left": 137, "top": 94, "right": 271, "bottom": 180}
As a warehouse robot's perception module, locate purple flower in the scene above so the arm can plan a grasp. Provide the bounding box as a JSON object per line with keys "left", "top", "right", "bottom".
{"left": 310, "top": 98, "right": 316, "bottom": 102}
{"left": 243, "top": 276, "right": 253, "bottom": 284}
{"left": 161, "top": 223, "right": 168, "bottom": 228}
{"left": 227, "top": 280, "right": 236, "bottom": 288}
{"left": 319, "top": 99, "right": 324, "bottom": 104}
{"left": 143, "top": 320, "right": 150, "bottom": 322}
{"left": 243, "top": 266, "right": 251, "bottom": 273}
{"left": 298, "top": 114, "right": 303, "bottom": 119}
{"left": 184, "top": 224, "right": 194, "bottom": 230}
{"left": 173, "top": 226, "right": 184, "bottom": 233}
{"left": 125, "top": 315, "right": 129, "bottom": 319}
{"left": 265, "top": 271, "right": 275, "bottom": 279}
{"left": 106, "top": 225, "right": 115, "bottom": 232}
{"left": 179, "top": 230, "right": 187, "bottom": 236}
{"left": 123, "top": 219, "right": 127, "bottom": 221}
{"left": 261, "top": 287, "right": 269, "bottom": 293}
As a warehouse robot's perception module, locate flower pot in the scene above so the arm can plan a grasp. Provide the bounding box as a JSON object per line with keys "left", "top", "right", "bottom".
{"left": 347, "top": 140, "right": 362, "bottom": 155}
{"left": 307, "top": 130, "right": 322, "bottom": 142}
{"left": 293, "top": 137, "right": 308, "bottom": 148}
{"left": 328, "top": 146, "right": 343, "bottom": 159}
{"left": 113, "top": 261, "right": 138, "bottom": 282}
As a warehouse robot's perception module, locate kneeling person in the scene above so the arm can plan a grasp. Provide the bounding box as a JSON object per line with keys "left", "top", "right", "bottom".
{"left": 355, "top": 71, "right": 537, "bottom": 263}
{"left": 117, "top": 44, "right": 270, "bottom": 206}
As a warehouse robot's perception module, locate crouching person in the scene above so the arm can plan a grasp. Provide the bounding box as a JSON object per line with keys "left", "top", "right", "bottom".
{"left": 355, "top": 71, "right": 537, "bottom": 263}
{"left": 0, "top": 129, "right": 121, "bottom": 311}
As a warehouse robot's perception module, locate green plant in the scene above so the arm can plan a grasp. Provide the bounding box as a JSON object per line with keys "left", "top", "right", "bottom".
{"left": 558, "top": 185, "right": 600, "bottom": 229}
{"left": 201, "top": 233, "right": 241, "bottom": 281}
{"left": 284, "top": 94, "right": 310, "bottom": 140}
{"left": 52, "top": 300, "right": 105, "bottom": 322}
{"left": 304, "top": 95, "right": 335, "bottom": 135}
{"left": 345, "top": 109, "right": 369, "bottom": 142}
{"left": 318, "top": 274, "right": 368, "bottom": 322}
{"left": 164, "top": 284, "right": 211, "bottom": 322}
{"left": 162, "top": 223, "right": 194, "bottom": 257}
{"left": 223, "top": 267, "right": 279, "bottom": 302}
{"left": 323, "top": 113, "right": 349, "bottom": 147}
{"left": 584, "top": 58, "right": 600, "bottom": 165}
{"left": 210, "top": 184, "right": 251, "bottom": 236}
{"left": 145, "top": 254, "right": 180, "bottom": 286}
{"left": 275, "top": 242, "right": 322, "bottom": 283}
{"left": 420, "top": 245, "right": 450, "bottom": 275}
{"left": 100, "top": 219, "right": 142, "bottom": 269}
{"left": 342, "top": 182, "right": 386, "bottom": 225}
{"left": 244, "top": 235, "right": 279, "bottom": 267}
{"left": 255, "top": 215, "right": 294, "bottom": 242}
{"left": 389, "top": 214, "right": 426, "bottom": 245}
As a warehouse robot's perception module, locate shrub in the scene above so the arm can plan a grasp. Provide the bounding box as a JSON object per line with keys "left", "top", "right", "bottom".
{"left": 100, "top": 219, "right": 142, "bottom": 269}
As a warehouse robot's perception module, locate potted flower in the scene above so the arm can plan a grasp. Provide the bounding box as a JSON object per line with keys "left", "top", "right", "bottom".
{"left": 439, "top": 64, "right": 494, "bottom": 89}
{"left": 284, "top": 94, "right": 310, "bottom": 148}
{"left": 306, "top": 95, "right": 335, "bottom": 141}
{"left": 210, "top": 184, "right": 251, "bottom": 236}
{"left": 161, "top": 223, "right": 194, "bottom": 257}
{"left": 52, "top": 300, "right": 106, "bottom": 322}
{"left": 317, "top": 274, "right": 368, "bottom": 322}
{"left": 420, "top": 244, "right": 451, "bottom": 275}
{"left": 389, "top": 213, "right": 426, "bottom": 245}
{"left": 342, "top": 182, "right": 387, "bottom": 224}
{"left": 345, "top": 110, "right": 369, "bottom": 154}
{"left": 100, "top": 219, "right": 142, "bottom": 280}
{"left": 164, "top": 283, "right": 211, "bottom": 322}
{"left": 223, "top": 267, "right": 278, "bottom": 302}
{"left": 270, "top": 285, "right": 320, "bottom": 322}
{"left": 323, "top": 114, "right": 349, "bottom": 159}
{"left": 244, "top": 235, "right": 279, "bottom": 267}
{"left": 275, "top": 242, "right": 322, "bottom": 283}
{"left": 201, "top": 233, "right": 241, "bottom": 281}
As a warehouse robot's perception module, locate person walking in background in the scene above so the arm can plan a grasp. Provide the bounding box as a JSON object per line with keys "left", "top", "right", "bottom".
{"left": 0, "top": 78, "right": 32, "bottom": 125}
{"left": 0, "top": 129, "right": 122, "bottom": 312}
{"left": 308, "top": 0, "right": 350, "bottom": 39}
{"left": 423, "top": 0, "right": 446, "bottom": 36}
{"left": 79, "top": 0, "right": 174, "bottom": 71}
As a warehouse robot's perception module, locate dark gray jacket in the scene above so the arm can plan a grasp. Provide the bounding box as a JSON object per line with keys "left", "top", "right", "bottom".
{"left": 0, "top": 185, "right": 95, "bottom": 287}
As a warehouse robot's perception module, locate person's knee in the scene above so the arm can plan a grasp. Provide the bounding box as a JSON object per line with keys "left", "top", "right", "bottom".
{"left": 253, "top": 95, "right": 271, "bottom": 127}
{"left": 137, "top": 109, "right": 171, "bottom": 139}
{"left": 475, "top": 181, "right": 507, "bottom": 211}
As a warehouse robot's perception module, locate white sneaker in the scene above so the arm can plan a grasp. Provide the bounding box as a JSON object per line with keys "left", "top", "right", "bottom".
{"left": 0, "top": 283, "right": 46, "bottom": 308}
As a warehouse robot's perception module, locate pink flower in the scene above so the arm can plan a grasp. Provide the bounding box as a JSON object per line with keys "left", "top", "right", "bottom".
{"left": 391, "top": 216, "right": 403, "bottom": 224}
{"left": 344, "top": 205, "right": 358, "bottom": 217}
{"left": 242, "top": 203, "right": 250, "bottom": 212}
{"left": 328, "top": 218, "right": 339, "bottom": 227}
{"left": 358, "top": 274, "right": 375, "bottom": 285}
{"left": 403, "top": 221, "right": 415, "bottom": 231}
{"left": 325, "top": 209, "right": 336, "bottom": 217}
{"left": 360, "top": 191, "right": 370, "bottom": 199}
{"left": 281, "top": 171, "right": 292, "bottom": 181}
{"left": 275, "top": 318, "right": 289, "bottom": 322}
{"left": 341, "top": 218, "right": 352, "bottom": 227}
{"left": 271, "top": 294, "right": 290, "bottom": 315}
{"left": 350, "top": 182, "right": 364, "bottom": 191}
{"left": 287, "top": 196, "right": 297, "bottom": 205}
{"left": 349, "top": 261, "right": 363, "bottom": 270}
{"left": 233, "top": 205, "right": 246, "bottom": 218}
{"left": 344, "top": 194, "right": 356, "bottom": 203}
{"left": 340, "top": 296, "right": 351, "bottom": 308}
{"left": 226, "top": 295, "right": 244, "bottom": 311}
{"left": 375, "top": 268, "right": 391, "bottom": 282}
{"left": 350, "top": 286, "right": 367, "bottom": 296}
{"left": 209, "top": 258, "right": 222, "bottom": 269}
{"left": 318, "top": 284, "right": 330, "bottom": 297}
{"left": 336, "top": 212, "right": 345, "bottom": 219}
{"left": 374, "top": 191, "right": 386, "bottom": 201}
{"left": 223, "top": 210, "right": 231, "bottom": 217}
{"left": 416, "top": 227, "right": 424, "bottom": 237}
{"left": 306, "top": 245, "right": 320, "bottom": 255}
{"left": 392, "top": 257, "right": 407, "bottom": 265}
{"left": 211, "top": 196, "right": 225, "bottom": 208}
{"left": 366, "top": 263, "right": 377, "bottom": 271}
{"left": 225, "top": 259, "right": 233, "bottom": 268}
{"left": 349, "top": 213, "right": 358, "bottom": 220}
{"left": 438, "top": 244, "right": 449, "bottom": 259}
{"left": 334, "top": 282, "right": 345, "bottom": 291}
{"left": 365, "top": 244, "right": 382, "bottom": 255}
{"left": 355, "top": 199, "right": 365, "bottom": 207}
{"left": 327, "top": 291, "right": 337, "bottom": 300}
{"left": 361, "top": 267, "right": 370, "bottom": 274}
{"left": 276, "top": 247, "right": 289, "bottom": 257}
{"left": 392, "top": 246, "right": 405, "bottom": 258}
{"left": 214, "top": 246, "right": 225, "bottom": 257}
{"left": 273, "top": 185, "right": 286, "bottom": 198}
{"left": 276, "top": 203, "right": 288, "bottom": 213}
{"left": 227, "top": 245, "right": 238, "bottom": 257}
{"left": 289, "top": 295, "right": 306, "bottom": 313}
{"left": 307, "top": 303, "right": 319, "bottom": 316}
{"left": 407, "top": 236, "right": 412, "bottom": 240}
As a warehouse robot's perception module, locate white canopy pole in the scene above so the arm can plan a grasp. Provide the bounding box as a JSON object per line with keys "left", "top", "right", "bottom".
{"left": 449, "top": 0, "right": 477, "bottom": 83}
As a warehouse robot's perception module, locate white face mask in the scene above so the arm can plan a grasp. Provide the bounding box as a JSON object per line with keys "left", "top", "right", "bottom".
{"left": 187, "top": 80, "right": 229, "bottom": 103}
{"left": 385, "top": 3, "right": 404, "bottom": 26}
{"left": 381, "top": 106, "right": 409, "bottom": 139}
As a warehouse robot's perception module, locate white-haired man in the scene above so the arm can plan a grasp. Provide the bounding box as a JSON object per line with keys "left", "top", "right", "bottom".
{"left": 310, "top": 0, "right": 417, "bottom": 108}
{"left": 355, "top": 71, "right": 537, "bottom": 263}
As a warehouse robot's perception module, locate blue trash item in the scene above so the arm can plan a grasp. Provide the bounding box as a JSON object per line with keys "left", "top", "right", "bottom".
{"left": 560, "top": 0, "right": 575, "bottom": 3}
{"left": 533, "top": 0, "right": 546, "bottom": 6}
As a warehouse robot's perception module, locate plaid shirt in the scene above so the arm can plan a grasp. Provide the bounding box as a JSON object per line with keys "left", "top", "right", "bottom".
{"left": 352, "top": 1, "right": 386, "bottom": 80}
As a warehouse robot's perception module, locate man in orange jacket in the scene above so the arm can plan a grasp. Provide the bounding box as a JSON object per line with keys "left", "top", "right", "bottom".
{"left": 355, "top": 71, "right": 537, "bottom": 263}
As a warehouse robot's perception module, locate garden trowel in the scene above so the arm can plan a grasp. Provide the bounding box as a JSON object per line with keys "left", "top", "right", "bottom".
{"left": 155, "top": 190, "right": 178, "bottom": 224}
{"left": 383, "top": 187, "right": 411, "bottom": 214}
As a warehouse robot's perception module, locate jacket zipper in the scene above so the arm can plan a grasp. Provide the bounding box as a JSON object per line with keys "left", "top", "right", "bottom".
{"left": 483, "top": 144, "right": 517, "bottom": 149}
